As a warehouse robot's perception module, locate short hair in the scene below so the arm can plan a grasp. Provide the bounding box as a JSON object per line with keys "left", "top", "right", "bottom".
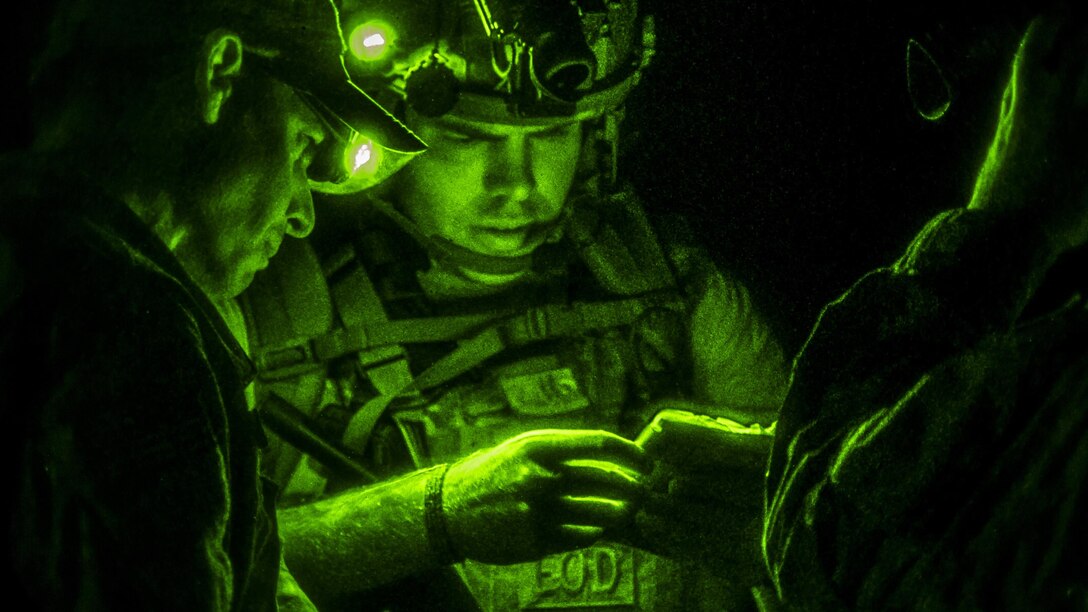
{"left": 30, "top": 0, "right": 309, "bottom": 150}
{"left": 29, "top": 0, "right": 330, "bottom": 207}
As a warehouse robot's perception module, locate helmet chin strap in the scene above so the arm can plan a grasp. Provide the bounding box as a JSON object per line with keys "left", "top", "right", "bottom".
{"left": 370, "top": 198, "right": 566, "bottom": 279}
{"left": 426, "top": 235, "right": 535, "bottom": 276}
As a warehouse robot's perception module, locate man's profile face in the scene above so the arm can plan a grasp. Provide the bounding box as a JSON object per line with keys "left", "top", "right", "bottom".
{"left": 184, "top": 79, "right": 325, "bottom": 299}
{"left": 394, "top": 111, "right": 583, "bottom": 259}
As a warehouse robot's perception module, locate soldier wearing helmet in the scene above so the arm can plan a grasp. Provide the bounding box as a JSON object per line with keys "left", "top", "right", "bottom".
{"left": 239, "top": 1, "right": 789, "bottom": 610}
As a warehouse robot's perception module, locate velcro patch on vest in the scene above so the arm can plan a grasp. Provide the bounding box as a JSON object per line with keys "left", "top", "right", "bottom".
{"left": 520, "top": 543, "right": 636, "bottom": 609}
{"left": 500, "top": 368, "right": 590, "bottom": 416}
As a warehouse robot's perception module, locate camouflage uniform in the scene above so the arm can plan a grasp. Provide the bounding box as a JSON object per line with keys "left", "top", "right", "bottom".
{"left": 242, "top": 184, "right": 787, "bottom": 610}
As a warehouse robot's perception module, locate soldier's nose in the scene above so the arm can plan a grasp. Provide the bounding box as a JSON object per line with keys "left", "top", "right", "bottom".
{"left": 485, "top": 137, "right": 535, "bottom": 205}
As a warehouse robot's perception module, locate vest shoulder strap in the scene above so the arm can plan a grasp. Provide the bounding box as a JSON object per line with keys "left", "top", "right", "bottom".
{"left": 568, "top": 188, "right": 681, "bottom": 297}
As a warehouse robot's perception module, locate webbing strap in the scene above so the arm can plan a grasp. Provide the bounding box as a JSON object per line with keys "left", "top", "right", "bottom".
{"left": 369, "top": 198, "right": 536, "bottom": 277}
{"left": 311, "top": 313, "right": 505, "bottom": 360}
{"left": 324, "top": 246, "right": 419, "bottom": 455}
{"left": 258, "top": 291, "right": 686, "bottom": 386}
{"left": 386, "top": 292, "right": 687, "bottom": 396}
{"left": 568, "top": 189, "right": 680, "bottom": 297}
{"left": 259, "top": 231, "right": 686, "bottom": 457}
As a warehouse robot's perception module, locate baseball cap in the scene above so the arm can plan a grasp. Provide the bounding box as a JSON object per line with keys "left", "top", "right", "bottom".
{"left": 231, "top": 1, "right": 426, "bottom": 193}
{"left": 36, "top": 0, "right": 426, "bottom": 193}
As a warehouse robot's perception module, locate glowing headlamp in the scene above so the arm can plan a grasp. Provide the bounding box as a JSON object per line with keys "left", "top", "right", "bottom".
{"left": 349, "top": 20, "right": 395, "bottom": 62}
{"left": 302, "top": 134, "right": 387, "bottom": 194}
{"left": 290, "top": 88, "right": 421, "bottom": 195}
{"left": 242, "top": 46, "right": 425, "bottom": 196}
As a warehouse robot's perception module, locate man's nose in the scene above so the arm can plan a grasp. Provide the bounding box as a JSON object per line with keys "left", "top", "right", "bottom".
{"left": 285, "top": 183, "right": 316, "bottom": 238}
{"left": 484, "top": 136, "right": 535, "bottom": 206}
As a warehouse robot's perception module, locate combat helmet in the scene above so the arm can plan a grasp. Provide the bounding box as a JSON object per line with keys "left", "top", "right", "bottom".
{"left": 337, "top": 0, "right": 654, "bottom": 189}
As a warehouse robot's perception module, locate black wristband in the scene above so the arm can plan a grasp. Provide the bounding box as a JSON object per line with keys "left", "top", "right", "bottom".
{"left": 424, "top": 463, "right": 459, "bottom": 565}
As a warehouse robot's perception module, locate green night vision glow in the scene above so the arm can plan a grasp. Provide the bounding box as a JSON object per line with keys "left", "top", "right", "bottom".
{"left": 562, "top": 459, "right": 640, "bottom": 482}
{"left": 562, "top": 496, "right": 628, "bottom": 507}
{"left": 349, "top": 20, "right": 395, "bottom": 61}
{"left": 968, "top": 26, "right": 1026, "bottom": 210}
{"left": 906, "top": 38, "right": 952, "bottom": 122}
{"left": 343, "top": 135, "right": 382, "bottom": 177}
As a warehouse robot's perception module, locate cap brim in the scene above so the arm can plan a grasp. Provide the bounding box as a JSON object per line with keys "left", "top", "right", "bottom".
{"left": 232, "top": 0, "right": 425, "bottom": 153}
{"left": 315, "top": 74, "right": 426, "bottom": 154}
{"left": 288, "top": 60, "right": 427, "bottom": 193}
{"left": 294, "top": 91, "right": 422, "bottom": 195}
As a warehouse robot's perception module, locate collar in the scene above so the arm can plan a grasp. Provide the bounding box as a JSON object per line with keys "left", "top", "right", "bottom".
{"left": 17, "top": 156, "right": 258, "bottom": 385}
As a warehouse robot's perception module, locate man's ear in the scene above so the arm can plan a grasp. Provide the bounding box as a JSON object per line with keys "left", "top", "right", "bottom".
{"left": 197, "top": 29, "right": 244, "bottom": 125}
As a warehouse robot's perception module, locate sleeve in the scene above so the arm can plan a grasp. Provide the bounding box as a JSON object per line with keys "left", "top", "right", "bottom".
{"left": 761, "top": 208, "right": 1055, "bottom": 608}
{"left": 687, "top": 267, "right": 790, "bottom": 419}
{"left": 24, "top": 295, "right": 236, "bottom": 610}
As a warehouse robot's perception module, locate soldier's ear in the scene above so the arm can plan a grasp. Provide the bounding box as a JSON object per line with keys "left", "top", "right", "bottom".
{"left": 196, "top": 29, "right": 244, "bottom": 125}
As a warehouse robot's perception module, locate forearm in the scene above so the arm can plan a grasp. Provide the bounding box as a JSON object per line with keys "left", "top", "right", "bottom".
{"left": 278, "top": 465, "right": 450, "bottom": 601}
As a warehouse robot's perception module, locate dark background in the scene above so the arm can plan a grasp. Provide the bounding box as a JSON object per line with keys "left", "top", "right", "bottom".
{"left": 2, "top": 2, "right": 1032, "bottom": 354}
{"left": 626, "top": 1, "right": 1029, "bottom": 351}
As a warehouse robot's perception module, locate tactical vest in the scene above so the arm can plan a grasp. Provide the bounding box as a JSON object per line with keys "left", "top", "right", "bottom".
{"left": 242, "top": 190, "right": 731, "bottom": 611}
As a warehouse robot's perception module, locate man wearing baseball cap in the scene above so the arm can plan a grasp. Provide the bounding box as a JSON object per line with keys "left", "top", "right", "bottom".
{"left": 0, "top": 0, "right": 421, "bottom": 609}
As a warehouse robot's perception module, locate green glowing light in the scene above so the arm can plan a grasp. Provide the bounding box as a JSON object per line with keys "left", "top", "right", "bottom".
{"left": 353, "top": 144, "right": 372, "bottom": 171}
{"left": 349, "top": 20, "right": 395, "bottom": 61}
{"left": 968, "top": 27, "right": 1026, "bottom": 210}
{"left": 343, "top": 135, "right": 381, "bottom": 178}
{"left": 906, "top": 38, "right": 952, "bottom": 122}
{"left": 561, "top": 495, "right": 627, "bottom": 507}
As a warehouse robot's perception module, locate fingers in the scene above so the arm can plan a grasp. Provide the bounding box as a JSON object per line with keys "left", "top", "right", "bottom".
{"left": 556, "top": 458, "right": 644, "bottom": 494}
{"left": 519, "top": 429, "right": 649, "bottom": 473}
{"left": 545, "top": 495, "right": 634, "bottom": 528}
{"left": 529, "top": 460, "right": 644, "bottom": 527}
{"left": 529, "top": 463, "right": 643, "bottom": 552}
{"left": 546, "top": 525, "right": 605, "bottom": 552}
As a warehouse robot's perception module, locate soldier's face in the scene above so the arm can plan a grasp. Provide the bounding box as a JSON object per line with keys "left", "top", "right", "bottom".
{"left": 394, "top": 111, "right": 582, "bottom": 258}
{"left": 181, "top": 80, "right": 323, "bottom": 300}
